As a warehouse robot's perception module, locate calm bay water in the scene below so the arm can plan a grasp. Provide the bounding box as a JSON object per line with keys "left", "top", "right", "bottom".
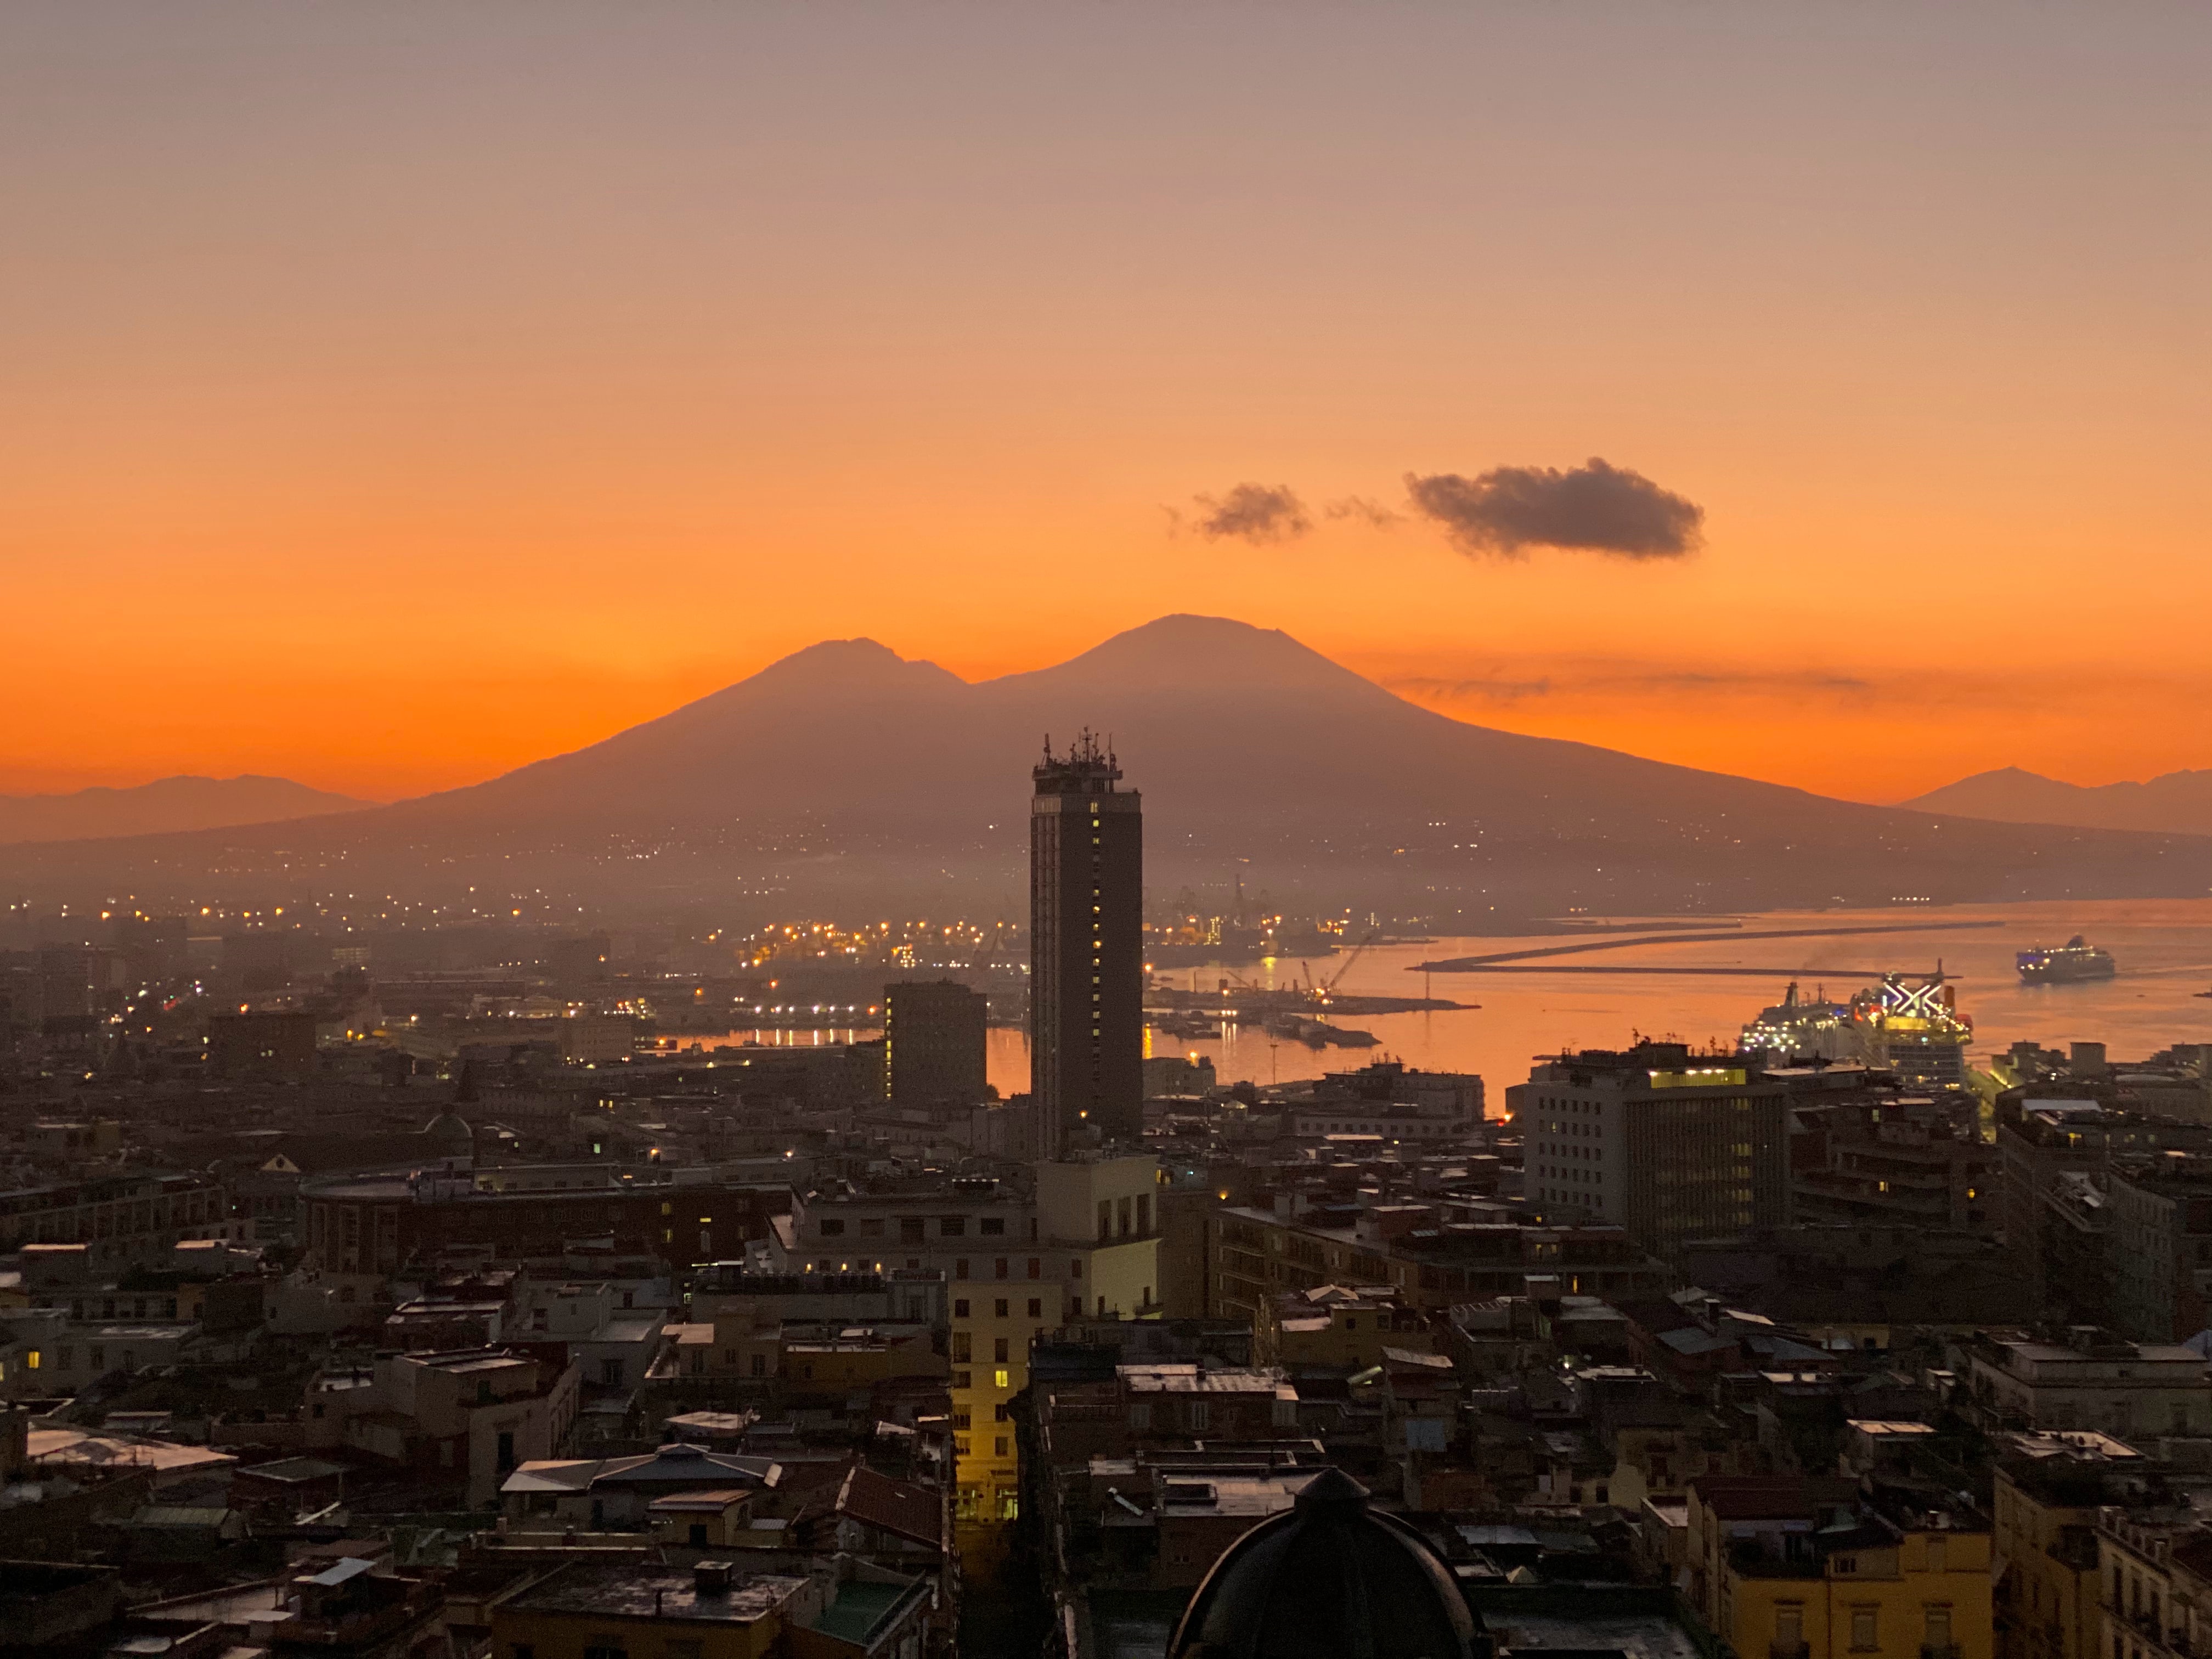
{"left": 650, "top": 899, "right": 2212, "bottom": 1103}
{"left": 1021, "top": 898, "right": 2212, "bottom": 1099}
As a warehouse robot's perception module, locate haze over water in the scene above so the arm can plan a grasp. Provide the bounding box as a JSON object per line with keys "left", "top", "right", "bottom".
{"left": 1003, "top": 899, "right": 2212, "bottom": 1102}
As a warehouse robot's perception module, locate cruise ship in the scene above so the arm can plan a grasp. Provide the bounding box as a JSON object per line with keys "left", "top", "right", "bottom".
{"left": 2016, "top": 935, "right": 2117, "bottom": 984}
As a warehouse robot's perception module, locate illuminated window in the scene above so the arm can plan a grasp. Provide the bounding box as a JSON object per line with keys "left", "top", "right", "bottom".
{"left": 994, "top": 1368, "right": 1011, "bottom": 1388}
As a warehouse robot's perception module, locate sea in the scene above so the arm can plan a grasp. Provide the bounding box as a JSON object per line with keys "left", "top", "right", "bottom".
{"left": 647, "top": 898, "right": 2212, "bottom": 1102}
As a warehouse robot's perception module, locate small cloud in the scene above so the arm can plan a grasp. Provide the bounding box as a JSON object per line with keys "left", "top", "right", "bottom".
{"left": 1324, "top": 495, "right": 1404, "bottom": 529}
{"left": 1191, "top": 482, "right": 1311, "bottom": 545}
{"left": 1404, "top": 457, "right": 1705, "bottom": 560}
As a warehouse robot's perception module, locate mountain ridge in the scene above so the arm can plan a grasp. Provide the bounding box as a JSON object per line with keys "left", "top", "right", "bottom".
{"left": 3, "top": 616, "right": 2203, "bottom": 913}
{"left": 1903, "top": 765, "right": 2212, "bottom": 837}
{"left": 0, "top": 774, "right": 370, "bottom": 847}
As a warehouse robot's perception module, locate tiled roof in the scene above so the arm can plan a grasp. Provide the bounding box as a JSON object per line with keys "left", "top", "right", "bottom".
{"left": 836, "top": 1464, "right": 942, "bottom": 1550}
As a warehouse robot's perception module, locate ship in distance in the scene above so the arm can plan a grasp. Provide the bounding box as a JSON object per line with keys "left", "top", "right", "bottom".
{"left": 2016, "top": 935, "right": 2118, "bottom": 984}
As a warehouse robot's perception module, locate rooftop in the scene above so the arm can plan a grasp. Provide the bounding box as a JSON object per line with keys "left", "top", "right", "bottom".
{"left": 506, "top": 1561, "right": 808, "bottom": 1623}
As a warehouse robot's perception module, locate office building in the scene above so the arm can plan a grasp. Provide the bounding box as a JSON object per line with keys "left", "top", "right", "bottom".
{"left": 1508, "top": 1041, "right": 1791, "bottom": 1255}
{"left": 884, "top": 979, "right": 989, "bottom": 1112}
{"left": 1030, "top": 731, "right": 1143, "bottom": 1153}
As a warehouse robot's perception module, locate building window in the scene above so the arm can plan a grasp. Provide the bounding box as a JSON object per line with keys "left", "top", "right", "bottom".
{"left": 1069, "top": 1259, "right": 1083, "bottom": 1278}
{"left": 1028, "top": 1257, "right": 1042, "bottom": 1279}
{"left": 954, "top": 1299, "right": 970, "bottom": 1318}
{"left": 955, "top": 1259, "right": 970, "bottom": 1280}
{"left": 995, "top": 1298, "right": 1009, "bottom": 1317}
{"left": 1926, "top": 1609, "right": 1952, "bottom": 1650}
{"left": 952, "top": 1333, "right": 972, "bottom": 1363}
{"left": 1028, "top": 1299, "right": 1042, "bottom": 1317}
{"left": 1850, "top": 1609, "right": 1877, "bottom": 1651}
{"left": 940, "top": 1217, "right": 966, "bottom": 1238}
{"left": 980, "top": 1218, "right": 1006, "bottom": 1236}
{"left": 820, "top": 1218, "right": 845, "bottom": 1236}
{"left": 996, "top": 1257, "right": 1009, "bottom": 1279}
{"left": 953, "top": 1369, "right": 971, "bottom": 1388}
{"left": 994, "top": 1337, "right": 1009, "bottom": 1363}
{"left": 996, "top": 1437, "right": 1009, "bottom": 1457}
{"left": 1130, "top": 1403, "right": 1152, "bottom": 1428}
{"left": 994, "top": 1368, "right": 1010, "bottom": 1388}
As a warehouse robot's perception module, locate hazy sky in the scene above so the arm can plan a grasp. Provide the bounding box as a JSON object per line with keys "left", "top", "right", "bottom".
{"left": 4, "top": 3, "right": 2206, "bottom": 804}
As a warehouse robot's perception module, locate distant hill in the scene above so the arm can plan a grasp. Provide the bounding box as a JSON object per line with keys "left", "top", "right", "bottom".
{"left": 3, "top": 618, "right": 2205, "bottom": 912}
{"left": 1903, "top": 766, "right": 2212, "bottom": 837}
{"left": 0, "top": 775, "right": 370, "bottom": 845}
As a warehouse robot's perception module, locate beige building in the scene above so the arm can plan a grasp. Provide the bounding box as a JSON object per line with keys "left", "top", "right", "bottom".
{"left": 1990, "top": 1431, "right": 2145, "bottom": 1659}
{"left": 1262, "top": 1283, "right": 1432, "bottom": 1369}
{"left": 2097, "top": 1506, "right": 2212, "bottom": 1659}
{"left": 1960, "top": 1336, "right": 2212, "bottom": 1438}
{"left": 773, "top": 1154, "right": 1159, "bottom": 1523}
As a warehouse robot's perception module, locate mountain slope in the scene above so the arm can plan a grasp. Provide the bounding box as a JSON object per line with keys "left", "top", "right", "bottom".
{"left": 1903, "top": 766, "right": 2212, "bottom": 836}
{"left": 0, "top": 774, "right": 370, "bottom": 845}
{"left": 4, "top": 617, "right": 2204, "bottom": 911}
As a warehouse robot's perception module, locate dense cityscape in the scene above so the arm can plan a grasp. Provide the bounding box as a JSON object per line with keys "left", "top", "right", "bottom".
{"left": 2, "top": 737, "right": 2209, "bottom": 1659}
{"left": 8, "top": 4, "right": 2210, "bottom": 1656}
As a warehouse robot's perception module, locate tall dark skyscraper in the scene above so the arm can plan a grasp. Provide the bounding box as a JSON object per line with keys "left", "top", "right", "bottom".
{"left": 1030, "top": 731, "right": 1143, "bottom": 1155}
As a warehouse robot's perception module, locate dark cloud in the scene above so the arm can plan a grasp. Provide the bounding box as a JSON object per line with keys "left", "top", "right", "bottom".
{"left": 1404, "top": 458, "right": 1704, "bottom": 559}
{"left": 1324, "top": 495, "right": 1403, "bottom": 529}
{"left": 1191, "top": 482, "right": 1311, "bottom": 545}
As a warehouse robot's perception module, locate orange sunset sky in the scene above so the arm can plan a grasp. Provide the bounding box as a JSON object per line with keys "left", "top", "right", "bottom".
{"left": 3, "top": 4, "right": 2207, "bottom": 807}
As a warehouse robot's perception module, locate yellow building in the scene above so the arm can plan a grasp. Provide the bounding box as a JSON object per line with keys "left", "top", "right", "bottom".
{"left": 952, "top": 1154, "right": 1161, "bottom": 1519}
{"left": 772, "top": 1155, "right": 1159, "bottom": 1525}
{"left": 1990, "top": 1431, "right": 2142, "bottom": 1659}
{"left": 1688, "top": 1476, "right": 1993, "bottom": 1659}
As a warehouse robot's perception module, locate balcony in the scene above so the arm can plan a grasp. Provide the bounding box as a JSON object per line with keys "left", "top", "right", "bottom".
{"left": 1771, "top": 1643, "right": 1810, "bottom": 1659}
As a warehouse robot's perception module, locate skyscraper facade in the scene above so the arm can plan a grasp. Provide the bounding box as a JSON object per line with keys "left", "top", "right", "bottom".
{"left": 1029, "top": 731, "right": 1144, "bottom": 1154}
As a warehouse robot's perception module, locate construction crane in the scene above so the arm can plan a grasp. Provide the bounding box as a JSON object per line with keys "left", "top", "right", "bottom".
{"left": 1313, "top": 932, "right": 1378, "bottom": 1000}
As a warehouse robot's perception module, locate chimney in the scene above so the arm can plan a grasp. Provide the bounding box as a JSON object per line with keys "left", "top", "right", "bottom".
{"left": 694, "top": 1560, "right": 734, "bottom": 1596}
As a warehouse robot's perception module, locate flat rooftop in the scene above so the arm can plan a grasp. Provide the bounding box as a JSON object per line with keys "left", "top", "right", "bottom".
{"left": 506, "top": 1562, "right": 807, "bottom": 1624}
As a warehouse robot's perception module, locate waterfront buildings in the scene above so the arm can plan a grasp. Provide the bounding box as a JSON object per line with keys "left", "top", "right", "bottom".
{"left": 1029, "top": 731, "right": 1143, "bottom": 1153}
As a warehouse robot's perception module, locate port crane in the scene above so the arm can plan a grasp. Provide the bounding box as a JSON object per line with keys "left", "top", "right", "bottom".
{"left": 1299, "top": 932, "right": 1378, "bottom": 1002}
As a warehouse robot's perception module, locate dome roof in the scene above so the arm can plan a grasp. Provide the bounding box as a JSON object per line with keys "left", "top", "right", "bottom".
{"left": 1168, "top": 1466, "right": 1477, "bottom": 1659}
{"left": 421, "top": 1109, "right": 473, "bottom": 1147}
